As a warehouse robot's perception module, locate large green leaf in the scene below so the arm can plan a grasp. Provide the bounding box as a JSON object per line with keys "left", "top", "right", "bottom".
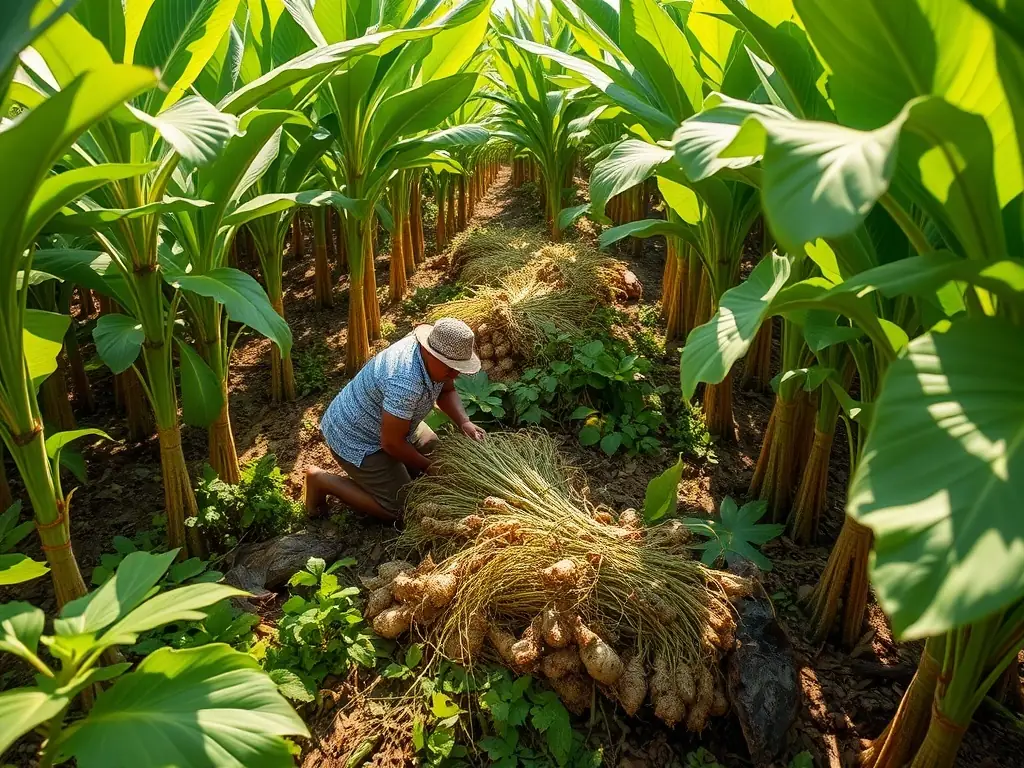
{"left": 589, "top": 139, "right": 673, "bottom": 221}
{"left": 73, "top": 0, "right": 127, "bottom": 61}
{"left": 598, "top": 218, "right": 697, "bottom": 249}
{"left": 0, "top": 601, "right": 46, "bottom": 659}
{"left": 60, "top": 644, "right": 309, "bottom": 767}
{"left": 177, "top": 340, "right": 225, "bottom": 428}
{"left": 0, "top": 688, "right": 69, "bottom": 758}
{"left": 26, "top": 162, "right": 158, "bottom": 242}
{"left": 643, "top": 455, "right": 684, "bottom": 524}
{"left": 619, "top": 0, "right": 702, "bottom": 121}
{"left": 31, "top": 249, "right": 131, "bottom": 307}
{"left": 714, "top": 0, "right": 831, "bottom": 119}
{"left": 681, "top": 253, "right": 791, "bottom": 399}
{"left": 370, "top": 73, "right": 480, "bottom": 157}
{"left": 0, "top": 0, "right": 80, "bottom": 89}
{"left": 850, "top": 318, "right": 1024, "bottom": 639}
{"left": 220, "top": 27, "right": 440, "bottom": 115}
{"left": 672, "top": 94, "right": 792, "bottom": 182}
{"left": 794, "top": 0, "right": 1021, "bottom": 206}
{"left": 130, "top": 0, "right": 239, "bottom": 113}
{"left": 223, "top": 189, "right": 368, "bottom": 226}
{"left": 169, "top": 268, "right": 292, "bottom": 355}
{"left": 0, "top": 64, "right": 157, "bottom": 261}
{"left": 100, "top": 583, "right": 248, "bottom": 647}
{"left": 93, "top": 314, "right": 145, "bottom": 375}
{"left": 23, "top": 309, "right": 70, "bottom": 389}
{"left": 54, "top": 550, "right": 178, "bottom": 638}
{"left": 0, "top": 554, "right": 50, "bottom": 586}
{"left": 45, "top": 428, "right": 112, "bottom": 461}
{"left": 49, "top": 197, "right": 214, "bottom": 232}
{"left": 128, "top": 95, "right": 241, "bottom": 166}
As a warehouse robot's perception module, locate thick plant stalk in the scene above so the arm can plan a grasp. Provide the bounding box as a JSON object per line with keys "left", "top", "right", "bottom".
{"left": 389, "top": 184, "right": 409, "bottom": 303}
{"left": 270, "top": 296, "right": 297, "bottom": 403}
{"left": 41, "top": 354, "right": 76, "bottom": 431}
{"left": 336, "top": 210, "right": 348, "bottom": 271}
{"left": 741, "top": 319, "right": 774, "bottom": 392}
{"left": 253, "top": 228, "right": 297, "bottom": 403}
{"left": 157, "top": 422, "right": 206, "bottom": 558}
{"left": 457, "top": 175, "right": 468, "bottom": 231}
{"left": 862, "top": 638, "right": 944, "bottom": 768}
{"left": 64, "top": 325, "right": 95, "bottom": 415}
{"left": 6, "top": 426, "right": 88, "bottom": 607}
{"left": 207, "top": 397, "right": 240, "bottom": 484}
{"left": 447, "top": 181, "right": 457, "bottom": 237}
{"left": 436, "top": 180, "right": 448, "bottom": 250}
{"left": 123, "top": 369, "right": 154, "bottom": 441}
{"left": 807, "top": 516, "right": 872, "bottom": 646}
{"left": 790, "top": 379, "right": 845, "bottom": 544}
{"left": 411, "top": 177, "right": 425, "bottom": 264}
{"left": 703, "top": 373, "right": 736, "bottom": 443}
{"left": 345, "top": 219, "right": 376, "bottom": 375}
{"left": 291, "top": 211, "right": 303, "bottom": 258}
{"left": 748, "top": 394, "right": 809, "bottom": 522}
{"left": 313, "top": 207, "right": 333, "bottom": 308}
{"left": 0, "top": 447, "right": 12, "bottom": 511}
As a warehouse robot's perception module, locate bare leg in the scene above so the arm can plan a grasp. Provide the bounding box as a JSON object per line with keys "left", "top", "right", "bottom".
{"left": 303, "top": 466, "right": 398, "bottom": 523}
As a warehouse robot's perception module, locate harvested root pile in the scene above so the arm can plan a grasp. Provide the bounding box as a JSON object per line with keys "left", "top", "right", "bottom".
{"left": 429, "top": 267, "right": 593, "bottom": 370}
{"left": 449, "top": 225, "right": 546, "bottom": 284}
{"left": 365, "top": 432, "right": 752, "bottom": 730}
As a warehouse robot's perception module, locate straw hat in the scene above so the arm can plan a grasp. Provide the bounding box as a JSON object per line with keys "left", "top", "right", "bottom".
{"left": 414, "top": 318, "right": 481, "bottom": 374}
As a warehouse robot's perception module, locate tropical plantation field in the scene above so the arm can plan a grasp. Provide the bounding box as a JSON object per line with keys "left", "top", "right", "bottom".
{"left": 2, "top": 0, "right": 1024, "bottom": 766}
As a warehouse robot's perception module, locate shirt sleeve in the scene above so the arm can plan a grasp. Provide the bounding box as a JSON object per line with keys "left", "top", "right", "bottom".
{"left": 382, "top": 378, "right": 420, "bottom": 421}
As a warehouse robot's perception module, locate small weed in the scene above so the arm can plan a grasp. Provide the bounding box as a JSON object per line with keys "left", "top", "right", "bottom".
{"left": 381, "top": 318, "right": 399, "bottom": 340}
{"left": 687, "top": 748, "right": 726, "bottom": 768}
{"left": 259, "top": 556, "right": 375, "bottom": 703}
{"left": 191, "top": 454, "right": 304, "bottom": 552}
{"left": 683, "top": 497, "right": 785, "bottom": 571}
{"left": 638, "top": 303, "right": 661, "bottom": 328}
{"left": 455, "top": 371, "right": 508, "bottom": 424}
{"left": 294, "top": 342, "right": 331, "bottom": 397}
{"left": 667, "top": 401, "right": 717, "bottom": 463}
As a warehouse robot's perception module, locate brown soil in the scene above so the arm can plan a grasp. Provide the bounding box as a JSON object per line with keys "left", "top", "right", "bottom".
{"left": 2, "top": 168, "right": 1021, "bottom": 768}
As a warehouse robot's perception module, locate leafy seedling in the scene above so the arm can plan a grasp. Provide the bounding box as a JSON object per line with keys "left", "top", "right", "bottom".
{"left": 684, "top": 497, "right": 784, "bottom": 571}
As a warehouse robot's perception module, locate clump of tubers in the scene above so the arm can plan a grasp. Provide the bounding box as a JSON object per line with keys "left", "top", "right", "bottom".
{"left": 685, "top": 665, "right": 715, "bottom": 732}
{"left": 573, "top": 616, "right": 624, "bottom": 685}
{"left": 373, "top": 605, "right": 412, "bottom": 639}
{"left": 364, "top": 586, "right": 394, "bottom": 620}
{"left": 541, "top": 607, "right": 570, "bottom": 648}
{"left": 541, "top": 647, "right": 583, "bottom": 679}
{"left": 618, "top": 508, "right": 641, "bottom": 530}
{"left": 650, "top": 654, "right": 685, "bottom": 726}
{"left": 541, "top": 559, "right": 580, "bottom": 590}
{"left": 613, "top": 653, "right": 648, "bottom": 716}
{"left": 548, "top": 673, "right": 591, "bottom": 715}
{"left": 488, "top": 626, "right": 517, "bottom": 666}
{"left": 511, "top": 618, "right": 542, "bottom": 669}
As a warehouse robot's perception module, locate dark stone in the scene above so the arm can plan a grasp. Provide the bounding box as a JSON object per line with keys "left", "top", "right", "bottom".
{"left": 725, "top": 560, "right": 800, "bottom": 766}
{"left": 223, "top": 521, "right": 344, "bottom": 606}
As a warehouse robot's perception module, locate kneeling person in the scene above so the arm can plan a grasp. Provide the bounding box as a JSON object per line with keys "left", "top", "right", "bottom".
{"left": 305, "top": 318, "right": 485, "bottom": 522}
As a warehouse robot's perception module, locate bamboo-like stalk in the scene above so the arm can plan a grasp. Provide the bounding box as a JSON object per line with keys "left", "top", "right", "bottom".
{"left": 389, "top": 182, "right": 409, "bottom": 303}
{"left": 807, "top": 516, "right": 872, "bottom": 645}
{"left": 313, "top": 207, "right": 334, "bottom": 308}
{"left": 741, "top": 319, "right": 774, "bottom": 392}
{"left": 447, "top": 180, "right": 457, "bottom": 238}
{"left": 291, "top": 211, "right": 303, "bottom": 258}
{"left": 0, "top": 446, "right": 12, "bottom": 512}
{"left": 436, "top": 177, "right": 448, "bottom": 251}
{"left": 41, "top": 353, "right": 76, "bottom": 431}
{"left": 457, "top": 175, "right": 468, "bottom": 231}
{"left": 411, "top": 175, "right": 425, "bottom": 264}
{"left": 269, "top": 295, "right": 297, "bottom": 403}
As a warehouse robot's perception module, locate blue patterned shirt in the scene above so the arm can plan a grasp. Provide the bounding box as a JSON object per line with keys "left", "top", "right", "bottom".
{"left": 321, "top": 335, "right": 443, "bottom": 466}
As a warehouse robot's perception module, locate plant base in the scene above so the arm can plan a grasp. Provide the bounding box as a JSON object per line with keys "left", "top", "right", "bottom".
{"left": 862, "top": 648, "right": 941, "bottom": 768}
{"left": 807, "top": 516, "right": 872, "bottom": 646}
{"left": 208, "top": 403, "right": 240, "bottom": 485}
{"left": 158, "top": 425, "right": 206, "bottom": 559}
{"left": 703, "top": 374, "right": 736, "bottom": 443}
{"left": 789, "top": 428, "right": 834, "bottom": 544}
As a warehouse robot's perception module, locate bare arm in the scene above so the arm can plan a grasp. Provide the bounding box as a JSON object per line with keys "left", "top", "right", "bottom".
{"left": 437, "top": 380, "right": 486, "bottom": 440}
{"left": 381, "top": 411, "right": 432, "bottom": 473}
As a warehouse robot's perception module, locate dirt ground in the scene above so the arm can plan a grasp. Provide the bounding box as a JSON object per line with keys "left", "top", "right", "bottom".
{"left": 2, "top": 168, "right": 1022, "bottom": 768}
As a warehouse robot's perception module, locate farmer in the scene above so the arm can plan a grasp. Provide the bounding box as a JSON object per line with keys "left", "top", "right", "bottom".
{"left": 304, "top": 317, "right": 485, "bottom": 522}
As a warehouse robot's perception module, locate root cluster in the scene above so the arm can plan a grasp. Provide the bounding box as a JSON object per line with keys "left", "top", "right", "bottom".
{"left": 367, "top": 431, "right": 752, "bottom": 729}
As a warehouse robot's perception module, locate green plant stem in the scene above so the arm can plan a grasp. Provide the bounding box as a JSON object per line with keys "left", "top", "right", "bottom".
{"left": 879, "top": 193, "right": 931, "bottom": 255}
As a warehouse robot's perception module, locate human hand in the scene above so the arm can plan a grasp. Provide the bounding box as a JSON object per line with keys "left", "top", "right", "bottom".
{"left": 461, "top": 420, "right": 486, "bottom": 441}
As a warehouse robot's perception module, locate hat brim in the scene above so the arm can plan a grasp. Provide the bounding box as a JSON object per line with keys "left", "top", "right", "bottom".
{"left": 414, "top": 324, "right": 482, "bottom": 375}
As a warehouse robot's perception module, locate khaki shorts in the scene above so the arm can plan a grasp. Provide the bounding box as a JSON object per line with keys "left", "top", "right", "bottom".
{"left": 332, "top": 422, "right": 439, "bottom": 514}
